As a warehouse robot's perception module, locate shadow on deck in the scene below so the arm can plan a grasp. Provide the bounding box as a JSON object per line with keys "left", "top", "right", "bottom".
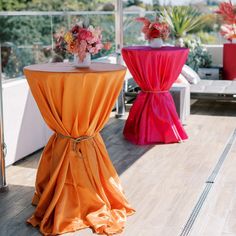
{"left": 191, "top": 100, "right": 236, "bottom": 117}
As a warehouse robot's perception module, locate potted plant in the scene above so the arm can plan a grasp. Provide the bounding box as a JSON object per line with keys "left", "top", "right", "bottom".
{"left": 183, "top": 39, "right": 218, "bottom": 80}
{"left": 162, "top": 6, "right": 205, "bottom": 46}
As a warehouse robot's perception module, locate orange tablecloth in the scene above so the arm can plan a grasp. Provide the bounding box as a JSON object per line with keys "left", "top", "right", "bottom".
{"left": 24, "top": 62, "right": 134, "bottom": 236}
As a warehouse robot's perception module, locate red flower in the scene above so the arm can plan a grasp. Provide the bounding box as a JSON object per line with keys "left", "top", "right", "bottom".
{"left": 136, "top": 17, "right": 170, "bottom": 40}
{"left": 216, "top": 1, "right": 236, "bottom": 24}
{"left": 151, "top": 22, "right": 162, "bottom": 30}
{"left": 149, "top": 29, "right": 161, "bottom": 39}
{"left": 136, "top": 17, "right": 151, "bottom": 27}
{"left": 220, "top": 24, "right": 236, "bottom": 41}
{"left": 103, "top": 42, "right": 112, "bottom": 50}
{"left": 71, "top": 25, "right": 80, "bottom": 34}
{"left": 78, "top": 28, "right": 92, "bottom": 41}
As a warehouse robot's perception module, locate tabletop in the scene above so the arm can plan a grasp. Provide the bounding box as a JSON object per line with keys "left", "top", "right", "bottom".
{"left": 24, "top": 62, "right": 126, "bottom": 73}
{"left": 122, "top": 46, "right": 189, "bottom": 53}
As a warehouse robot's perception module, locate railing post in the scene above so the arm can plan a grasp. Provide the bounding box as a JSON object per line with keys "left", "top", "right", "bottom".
{"left": 115, "top": 51, "right": 126, "bottom": 118}
{"left": 115, "top": 0, "right": 126, "bottom": 118}
{"left": 0, "top": 44, "right": 8, "bottom": 193}
{"left": 50, "top": 14, "right": 54, "bottom": 52}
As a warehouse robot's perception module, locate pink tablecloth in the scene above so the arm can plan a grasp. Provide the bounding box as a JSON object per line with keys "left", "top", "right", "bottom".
{"left": 223, "top": 43, "right": 236, "bottom": 80}
{"left": 122, "top": 46, "right": 189, "bottom": 145}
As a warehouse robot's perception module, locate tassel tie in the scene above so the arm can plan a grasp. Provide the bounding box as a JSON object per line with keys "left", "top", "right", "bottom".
{"left": 56, "top": 133, "right": 95, "bottom": 159}
{"left": 142, "top": 90, "right": 169, "bottom": 93}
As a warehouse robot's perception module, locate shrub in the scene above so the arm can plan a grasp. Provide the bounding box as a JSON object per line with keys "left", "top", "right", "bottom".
{"left": 184, "top": 39, "right": 212, "bottom": 71}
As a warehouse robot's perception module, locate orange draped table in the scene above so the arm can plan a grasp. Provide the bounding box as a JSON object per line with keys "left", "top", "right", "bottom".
{"left": 24, "top": 62, "right": 134, "bottom": 236}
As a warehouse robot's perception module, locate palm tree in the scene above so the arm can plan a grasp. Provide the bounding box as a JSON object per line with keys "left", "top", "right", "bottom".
{"left": 162, "top": 6, "right": 206, "bottom": 39}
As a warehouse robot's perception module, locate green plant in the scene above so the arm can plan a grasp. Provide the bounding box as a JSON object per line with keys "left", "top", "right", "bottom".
{"left": 162, "top": 6, "right": 206, "bottom": 39}
{"left": 195, "top": 31, "right": 218, "bottom": 44}
{"left": 1, "top": 42, "right": 33, "bottom": 79}
{"left": 184, "top": 39, "right": 212, "bottom": 71}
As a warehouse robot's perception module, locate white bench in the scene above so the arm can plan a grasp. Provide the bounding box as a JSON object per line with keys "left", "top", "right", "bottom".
{"left": 170, "top": 83, "right": 190, "bottom": 125}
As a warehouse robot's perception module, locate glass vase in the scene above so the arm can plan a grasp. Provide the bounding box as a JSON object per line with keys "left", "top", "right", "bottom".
{"left": 149, "top": 38, "right": 163, "bottom": 48}
{"left": 74, "top": 53, "right": 91, "bottom": 68}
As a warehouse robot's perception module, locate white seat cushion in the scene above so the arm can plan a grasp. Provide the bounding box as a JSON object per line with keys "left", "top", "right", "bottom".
{"left": 181, "top": 65, "right": 201, "bottom": 84}
{"left": 176, "top": 73, "right": 189, "bottom": 85}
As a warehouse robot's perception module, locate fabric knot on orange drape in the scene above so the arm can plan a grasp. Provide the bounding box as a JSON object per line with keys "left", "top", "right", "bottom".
{"left": 56, "top": 133, "right": 95, "bottom": 159}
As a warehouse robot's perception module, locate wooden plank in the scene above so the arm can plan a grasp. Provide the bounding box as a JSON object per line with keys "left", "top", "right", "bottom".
{"left": 0, "top": 205, "right": 41, "bottom": 236}
{"left": 190, "top": 139, "right": 236, "bottom": 236}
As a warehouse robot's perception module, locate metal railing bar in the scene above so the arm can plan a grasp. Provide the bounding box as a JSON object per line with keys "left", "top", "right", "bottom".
{"left": 0, "top": 10, "right": 156, "bottom": 17}
{"left": 0, "top": 11, "right": 115, "bottom": 16}
{"left": 0, "top": 44, "right": 8, "bottom": 192}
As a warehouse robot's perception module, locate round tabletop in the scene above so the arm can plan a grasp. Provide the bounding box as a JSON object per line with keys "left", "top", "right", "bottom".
{"left": 122, "top": 46, "right": 188, "bottom": 53}
{"left": 24, "top": 62, "right": 126, "bottom": 73}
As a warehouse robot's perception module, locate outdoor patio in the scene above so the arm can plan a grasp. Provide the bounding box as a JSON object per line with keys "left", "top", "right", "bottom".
{"left": 1, "top": 100, "right": 236, "bottom": 236}
{"left": 1, "top": 1, "right": 236, "bottom": 236}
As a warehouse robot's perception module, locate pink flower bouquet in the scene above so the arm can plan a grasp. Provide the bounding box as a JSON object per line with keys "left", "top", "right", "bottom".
{"left": 58, "top": 22, "right": 110, "bottom": 61}
{"left": 220, "top": 24, "right": 236, "bottom": 41}
{"left": 216, "top": 1, "right": 236, "bottom": 41}
{"left": 135, "top": 17, "right": 170, "bottom": 41}
{"left": 215, "top": 1, "right": 236, "bottom": 24}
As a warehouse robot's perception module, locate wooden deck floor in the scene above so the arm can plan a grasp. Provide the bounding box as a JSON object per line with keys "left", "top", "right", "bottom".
{"left": 1, "top": 100, "right": 236, "bottom": 236}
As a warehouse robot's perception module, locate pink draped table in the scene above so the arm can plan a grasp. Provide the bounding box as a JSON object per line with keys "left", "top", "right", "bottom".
{"left": 122, "top": 46, "right": 189, "bottom": 145}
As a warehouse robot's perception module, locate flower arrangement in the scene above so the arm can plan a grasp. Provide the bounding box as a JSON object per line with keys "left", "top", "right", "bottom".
{"left": 220, "top": 24, "right": 236, "bottom": 41}
{"left": 135, "top": 17, "right": 170, "bottom": 41}
{"left": 56, "top": 22, "right": 110, "bottom": 62}
{"left": 216, "top": 1, "right": 236, "bottom": 41}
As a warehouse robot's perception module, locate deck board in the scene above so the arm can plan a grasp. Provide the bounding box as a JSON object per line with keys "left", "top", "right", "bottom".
{"left": 1, "top": 100, "right": 236, "bottom": 236}
{"left": 190, "top": 122, "right": 236, "bottom": 236}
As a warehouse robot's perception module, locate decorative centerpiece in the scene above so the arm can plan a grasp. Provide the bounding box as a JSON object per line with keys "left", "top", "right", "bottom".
{"left": 57, "top": 22, "right": 108, "bottom": 67}
{"left": 136, "top": 17, "right": 170, "bottom": 48}
{"left": 216, "top": 1, "right": 236, "bottom": 43}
